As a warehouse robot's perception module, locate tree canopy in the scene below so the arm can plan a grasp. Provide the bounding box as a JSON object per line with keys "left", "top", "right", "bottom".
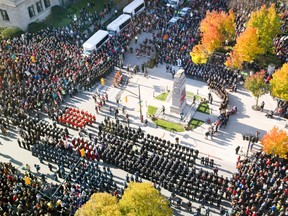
{"left": 190, "top": 44, "right": 209, "bottom": 64}
{"left": 190, "top": 10, "right": 235, "bottom": 64}
{"left": 270, "top": 63, "right": 288, "bottom": 101}
{"left": 246, "top": 4, "right": 281, "bottom": 54}
{"left": 244, "top": 70, "right": 269, "bottom": 107}
{"left": 261, "top": 126, "right": 288, "bottom": 159}
{"left": 119, "top": 182, "right": 172, "bottom": 216}
{"left": 225, "top": 27, "right": 263, "bottom": 69}
{"left": 75, "top": 183, "right": 172, "bottom": 216}
{"left": 75, "top": 193, "right": 121, "bottom": 216}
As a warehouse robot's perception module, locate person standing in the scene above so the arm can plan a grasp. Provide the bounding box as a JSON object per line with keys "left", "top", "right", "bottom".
{"left": 48, "top": 163, "right": 53, "bottom": 172}
{"left": 95, "top": 105, "right": 98, "bottom": 114}
{"left": 235, "top": 146, "right": 240, "bottom": 154}
{"left": 135, "top": 35, "right": 138, "bottom": 44}
{"left": 209, "top": 95, "right": 213, "bottom": 104}
{"left": 162, "top": 106, "right": 165, "bottom": 115}
{"left": 209, "top": 126, "right": 214, "bottom": 140}
{"left": 260, "top": 101, "right": 265, "bottom": 111}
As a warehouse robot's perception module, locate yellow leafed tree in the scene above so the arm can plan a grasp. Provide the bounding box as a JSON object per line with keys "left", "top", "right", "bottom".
{"left": 270, "top": 63, "right": 288, "bottom": 101}
{"left": 261, "top": 126, "right": 288, "bottom": 159}
{"left": 225, "top": 27, "right": 263, "bottom": 69}
{"left": 119, "top": 182, "right": 173, "bottom": 216}
{"left": 222, "top": 10, "right": 236, "bottom": 41}
{"left": 234, "top": 27, "right": 263, "bottom": 62}
{"left": 190, "top": 44, "right": 209, "bottom": 64}
{"left": 75, "top": 193, "right": 121, "bottom": 216}
{"left": 246, "top": 4, "right": 281, "bottom": 54}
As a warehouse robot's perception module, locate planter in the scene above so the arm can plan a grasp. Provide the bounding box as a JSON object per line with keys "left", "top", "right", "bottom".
{"left": 252, "top": 105, "right": 261, "bottom": 111}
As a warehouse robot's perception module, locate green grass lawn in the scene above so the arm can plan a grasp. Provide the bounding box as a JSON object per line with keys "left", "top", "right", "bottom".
{"left": 155, "top": 92, "right": 169, "bottom": 101}
{"left": 189, "top": 118, "right": 205, "bottom": 129}
{"left": 197, "top": 102, "right": 210, "bottom": 114}
{"left": 186, "top": 91, "right": 202, "bottom": 100}
{"left": 147, "top": 105, "right": 184, "bottom": 132}
{"left": 154, "top": 119, "right": 185, "bottom": 132}
{"left": 148, "top": 105, "right": 157, "bottom": 116}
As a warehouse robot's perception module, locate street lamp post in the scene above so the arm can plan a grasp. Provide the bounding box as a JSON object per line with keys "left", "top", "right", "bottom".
{"left": 242, "top": 133, "right": 259, "bottom": 157}
{"left": 138, "top": 85, "right": 143, "bottom": 122}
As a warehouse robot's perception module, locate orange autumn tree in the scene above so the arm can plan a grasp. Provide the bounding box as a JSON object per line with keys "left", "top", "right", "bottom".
{"left": 261, "top": 126, "right": 288, "bottom": 159}
{"left": 191, "top": 10, "right": 235, "bottom": 64}
{"left": 200, "top": 10, "right": 236, "bottom": 52}
{"left": 270, "top": 63, "right": 288, "bottom": 101}
{"left": 225, "top": 27, "right": 263, "bottom": 69}
{"left": 225, "top": 50, "right": 243, "bottom": 70}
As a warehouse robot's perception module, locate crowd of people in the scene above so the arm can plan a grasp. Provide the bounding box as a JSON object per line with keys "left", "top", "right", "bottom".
{"left": 99, "top": 118, "right": 229, "bottom": 207}
{"left": 0, "top": 162, "right": 68, "bottom": 215}
{"left": 1, "top": 0, "right": 288, "bottom": 215}
{"left": 230, "top": 152, "right": 288, "bottom": 216}
{"left": 31, "top": 143, "right": 118, "bottom": 214}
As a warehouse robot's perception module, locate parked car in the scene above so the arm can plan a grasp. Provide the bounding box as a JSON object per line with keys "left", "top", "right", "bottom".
{"left": 168, "top": 16, "right": 182, "bottom": 26}
{"left": 178, "top": 7, "right": 192, "bottom": 18}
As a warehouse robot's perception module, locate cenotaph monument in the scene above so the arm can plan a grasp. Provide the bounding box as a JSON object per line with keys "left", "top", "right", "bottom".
{"left": 170, "top": 68, "right": 186, "bottom": 114}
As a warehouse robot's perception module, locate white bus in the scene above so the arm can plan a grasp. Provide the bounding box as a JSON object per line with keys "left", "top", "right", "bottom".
{"left": 82, "top": 30, "right": 109, "bottom": 56}
{"left": 107, "top": 14, "right": 132, "bottom": 36}
{"left": 123, "top": 0, "right": 145, "bottom": 17}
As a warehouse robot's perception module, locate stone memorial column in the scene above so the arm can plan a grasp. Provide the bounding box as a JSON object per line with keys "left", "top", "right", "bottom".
{"left": 170, "top": 69, "right": 186, "bottom": 114}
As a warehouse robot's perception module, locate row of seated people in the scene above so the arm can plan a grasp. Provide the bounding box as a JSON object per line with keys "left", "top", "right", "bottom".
{"left": 57, "top": 107, "right": 96, "bottom": 129}
{"left": 139, "top": 136, "right": 200, "bottom": 166}
{"left": 18, "top": 116, "right": 68, "bottom": 142}
{"left": 102, "top": 119, "right": 202, "bottom": 167}
{"left": 101, "top": 117, "right": 145, "bottom": 140}
{"left": 99, "top": 125, "right": 229, "bottom": 207}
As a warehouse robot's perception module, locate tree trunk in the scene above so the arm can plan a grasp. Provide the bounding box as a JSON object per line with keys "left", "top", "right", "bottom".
{"left": 256, "top": 96, "right": 259, "bottom": 108}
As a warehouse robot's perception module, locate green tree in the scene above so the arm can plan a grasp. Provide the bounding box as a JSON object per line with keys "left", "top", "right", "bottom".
{"left": 119, "top": 182, "right": 173, "bottom": 216}
{"left": 270, "top": 63, "right": 288, "bottom": 101}
{"left": 244, "top": 70, "right": 270, "bottom": 109}
{"left": 246, "top": 4, "right": 281, "bottom": 54}
{"left": 75, "top": 193, "right": 121, "bottom": 216}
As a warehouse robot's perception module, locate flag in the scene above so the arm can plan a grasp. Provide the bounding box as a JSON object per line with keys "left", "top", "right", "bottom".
{"left": 80, "top": 148, "right": 85, "bottom": 157}
{"left": 24, "top": 176, "right": 31, "bottom": 185}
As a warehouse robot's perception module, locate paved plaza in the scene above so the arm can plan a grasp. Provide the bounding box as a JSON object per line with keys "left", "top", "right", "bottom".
{"left": 0, "top": 2, "right": 287, "bottom": 215}
{"left": 0, "top": 41, "right": 287, "bottom": 215}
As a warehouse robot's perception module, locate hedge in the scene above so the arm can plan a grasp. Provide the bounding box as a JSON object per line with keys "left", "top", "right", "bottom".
{"left": 2, "top": 27, "right": 24, "bottom": 38}
{"left": 27, "top": 22, "right": 47, "bottom": 33}
{"left": 51, "top": 5, "right": 66, "bottom": 17}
